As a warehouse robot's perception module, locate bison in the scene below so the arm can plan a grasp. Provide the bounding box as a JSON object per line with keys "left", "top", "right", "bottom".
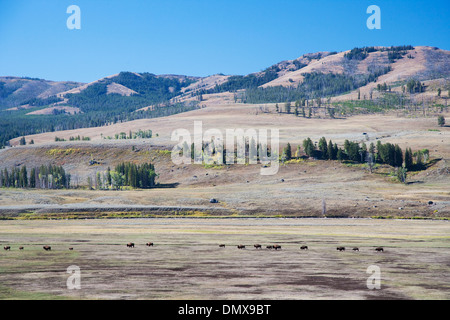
{"left": 146, "top": 242, "right": 154, "bottom": 247}
{"left": 375, "top": 247, "right": 384, "bottom": 252}
{"left": 3, "top": 246, "right": 11, "bottom": 251}
{"left": 237, "top": 245, "right": 245, "bottom": 249}
{"left": 69, "top": 248, "right": 74, "bottom": 251}
{"left": 19, "top": 247, "right": 24, "bottom": 250}
{"left": 43, "top": 245, "right": 51, "bottom": 251}
{"left": 300, "top": 246, "right": 308, "bottom": 250}
{"left": 336, "top": 247, "right": 345, "bottom": 252}
{"left": 254, "top": 244, "right": 262, "bottom": 250}
{"left": 266, "top": 245, "right": 273, "bottom": 250}
{"left": 352, "top": 247, "right": 359, "bottom": 252}
{"left": 273, "top": 245, "right": 282, "bottom": 250}
{"left": 219, "top": 244, "right": 226, "bottom": 248}
{"left": 127, "top": 243, "right": 135, "bottom": 248}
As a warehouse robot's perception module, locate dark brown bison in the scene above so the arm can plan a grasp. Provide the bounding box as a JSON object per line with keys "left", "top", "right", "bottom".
{"left": 127, "top": 243, "right": 135, "bottom": 248}
{"left": 266, "top": 245, "right": 273, "bottom": 250}
{"left": 336, "top": 247, "right": 345, "bottom": 251}
{"left": 43, "top": 245, "right": 51, "bottom": 251}
{"left": 300, "top": 246, "right": 308, "bottom": 250}
{"left": 219, "top": 244, "right": 226, "bottom": 248}
{"left": 237, "top": 245, "right": 245, "bottom": 249}
{"left": 146, "top": 242, "right": 154, "bottom": 247}
{"left": 352, "top": 247, "right": 359, "bottom": 251}
{"left": 254, "top": 244, "right": 262, "bottom": 249}
{"left": 19, "top": 247, "right": 24, "bottom": 250}
{"left": 69, "top": 248, "right": 74, "bottom": 251}
{"left": 273, "top": 245, "right": 282, "bottom": 250}
{"left": 3, "top": 246, "right": 11, "bottom": 251}
{"left": 375, "top": 247, "right": 384, "bottom": 252}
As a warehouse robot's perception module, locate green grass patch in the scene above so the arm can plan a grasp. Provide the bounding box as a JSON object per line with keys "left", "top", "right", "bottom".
{"left": 0, "top": 285, "right": 73, "bottom": 300}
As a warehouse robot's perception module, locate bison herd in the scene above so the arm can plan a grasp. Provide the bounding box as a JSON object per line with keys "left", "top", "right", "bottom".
{"left": 2, "top": 245, "right": 58, "bottom": 251}
{"left": 222, "top": 244, "right": 383, "bottom": 252}
{"left": 2, "top": 243, "right": 385, "bottom": 253}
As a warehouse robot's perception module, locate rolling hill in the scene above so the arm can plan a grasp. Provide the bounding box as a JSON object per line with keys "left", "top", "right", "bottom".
{"left": 1, "top": 45, "right": 449, "bottom": 149}
{"left": 0, "top": 76, "right": 84, "bottom": 110}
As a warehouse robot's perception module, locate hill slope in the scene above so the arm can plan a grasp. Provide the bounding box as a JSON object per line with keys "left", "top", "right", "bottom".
{"left": 0, "top": 76, "right": 84, "bottom": 110}
{"left": 1, "top": 45, "right": 449, "bottom": 148}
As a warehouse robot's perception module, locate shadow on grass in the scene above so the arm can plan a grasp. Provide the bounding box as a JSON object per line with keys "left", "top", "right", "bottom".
{"left": 409, "top": 158, "right": 442, "bottom": 172}
{"left": 154, "top": 183, "right": 179, "bottom": 189}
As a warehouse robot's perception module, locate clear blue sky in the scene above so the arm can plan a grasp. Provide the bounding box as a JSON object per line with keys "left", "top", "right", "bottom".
{"left": 0, "top": 0, "right": 449, "bottom": 83}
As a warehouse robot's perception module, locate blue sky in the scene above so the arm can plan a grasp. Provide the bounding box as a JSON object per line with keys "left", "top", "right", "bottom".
{"left": 0, "top": 0, "right": 449, "bottom": 83}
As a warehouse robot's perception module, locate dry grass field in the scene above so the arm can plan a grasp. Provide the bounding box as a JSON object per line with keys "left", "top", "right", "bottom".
{"left": 2, "top": 101, "right": 449, "bottom": 218}
{"left": 0, "top": 218, "right": 448, "bottom": 300}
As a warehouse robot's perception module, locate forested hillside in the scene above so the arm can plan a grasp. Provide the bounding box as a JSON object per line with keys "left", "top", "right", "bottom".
{"left": 1, "top": 46, "right": 449, "bottom": 148}
{"left": 0, "top": 72, "right": 198, "bottom": 148}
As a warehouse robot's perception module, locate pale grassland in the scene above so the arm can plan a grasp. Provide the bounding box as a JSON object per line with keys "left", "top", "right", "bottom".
{"left": 0, "top": 218, "right": 448, "bottom": 300}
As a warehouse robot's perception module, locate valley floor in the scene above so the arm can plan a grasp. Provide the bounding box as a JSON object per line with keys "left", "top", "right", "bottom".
{"left": 0, "top": 218, "right": 448, "bottom": 300}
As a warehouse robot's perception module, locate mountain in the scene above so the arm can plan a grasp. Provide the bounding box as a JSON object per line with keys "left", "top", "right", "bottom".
{"left": 0, "top": 45, "right": 449, "bottom": 148}
{"left": 258, "top": 46, "right": 449, "bottom": 88}
{"left": 0, "top": 76, "right": 84, "bottom": 110}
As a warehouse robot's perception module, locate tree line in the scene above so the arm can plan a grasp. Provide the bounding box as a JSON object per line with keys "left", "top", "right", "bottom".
{"left": 0, "top": 164, "right": 70, "bottom": 189}
{"left": 282, "top": 137, "right": 429, "bottom": 173}
{"left": 242, "top": 70, "right": 391, "bottom": 104}
{"left": 344, "top": 45, "right": 414, "bottom": 61}
{"left": 0, "top": 162, "right": 157, "bottom": 190}
{"left": 90, "top": 162, "right": 157, "bottom": 190}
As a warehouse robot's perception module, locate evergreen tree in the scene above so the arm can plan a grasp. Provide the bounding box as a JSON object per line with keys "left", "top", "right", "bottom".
{"left": 283, "top": 143, "right": 292, "bottom": 161}
{"left": 394, "top": 144, "right": 403, "bottom": 168}
{"left": 327, "top": 140, "right": 335, "bottom": 160}
{"left": 106, "top": 167, "right": 112, "bottom": 187}
{"left": 285, "top": 102, "right": 291, "bottom": 114}
{"left": 337, "top": 148, "right": 345, "bottom": 161}
{"left": 318, "top": 137, "right": 328, "bottom": 160}
{"left": 29, "top": 168, "right": 36, "bottom": 188}
{"left": 359, "top": 143, "right": 368, "bottom": 163}
{"left": 303, "top": 138, "right": 315, "bottom": 157}
{"left": 19, "top": 166, "right": 27, "bottom": 188}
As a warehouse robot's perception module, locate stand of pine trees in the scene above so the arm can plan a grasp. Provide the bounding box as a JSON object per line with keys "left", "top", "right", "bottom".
{"left": 296, "top": 137, "right": 426, "bottom": 171}
{"left": 0, "top": 165, "right": 70, "bottom": 189}
{"left": 114, "top": 162, "right": 157, "bottom": 189}
{"left": 0, "top": 162, "right": 158, "bottom": 190}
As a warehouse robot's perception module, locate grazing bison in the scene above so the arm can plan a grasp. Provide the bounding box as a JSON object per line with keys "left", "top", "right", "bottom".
{"left": 336, "top": 247, "right": 345, "bottom": 252}
{"left": 219, "top": 244, "right": 226, "bottom": 248}
{"left": 352, "top": 247, "right": 359, "bottom": 252}
{"left": 375, "top": 247, "right": 384, "bottom": 252}
{"left": 273, "top": 245, "right": 282, "bottom": 250}
{"left": 43, "top": 246, "right": 51, "bottom": 251}
{"left": 19, "top": 247, "right": 24, "bottom": 250}
{"left": 300, "top": 246, "right": 308, "bottom": 250}
{"left": 3, "top": 246, "right": 11, "bottom": 251}
{"left": 266, "top": 245, "right": 273, "bottom": 250}
{"left": 237, "top": 245, "right": 245, "bottom": 249}
{"left": 254, "top": 244, "right": 262, "bottom": 250}
{"left": 69, "top": 248, "right": 74, "bottom": 251}
{"left": 127, "top": 243, "right": 135, "bottom": 248}
{"left": 146, "top": 242, "right": 154, "bottom": 247}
